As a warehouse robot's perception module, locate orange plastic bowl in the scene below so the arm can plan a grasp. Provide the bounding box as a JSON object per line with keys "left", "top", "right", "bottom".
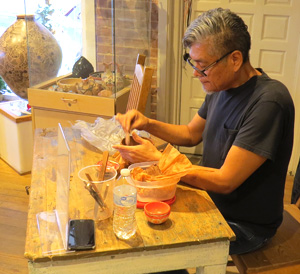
{"left": 144, "top": 201, "right": 170, "bottom": 218}
{"left": 144, "top": 211, "right": 170, "bottom": 224}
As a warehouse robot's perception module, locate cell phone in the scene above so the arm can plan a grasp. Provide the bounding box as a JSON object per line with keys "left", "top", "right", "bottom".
{"left": 67, "top": 219, "right": 95, "bottom": 250}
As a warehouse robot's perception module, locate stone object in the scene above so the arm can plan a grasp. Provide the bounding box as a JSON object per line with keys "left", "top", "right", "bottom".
{"left": 72, "top": 56, "right": 94, "bottom": 79}
{"left": 0, "top": 15, "right": 62, "bottom": 99}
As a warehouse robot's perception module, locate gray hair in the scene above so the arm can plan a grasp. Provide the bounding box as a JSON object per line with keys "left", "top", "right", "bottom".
{"left": 183, "top": 8, "right": 251, "bottom": 63}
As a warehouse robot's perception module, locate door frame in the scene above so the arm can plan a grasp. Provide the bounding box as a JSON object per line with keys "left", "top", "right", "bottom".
{"left": 157, "top": 0, "right": 183, "bottom": 126}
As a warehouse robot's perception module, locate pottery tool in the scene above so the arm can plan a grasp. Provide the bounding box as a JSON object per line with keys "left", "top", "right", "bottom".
{"left": 85, "top": 173, "right": 106, "bottom": 209}
{"left": 98, "top": 151, "right": 110, "bottom": 201}
{"left": 98, "top": 151, "right": 109, "bottom": 181}
{"left": 103, "top": 184, "right": 110, "bottom": 200}
{"left": 83, "top": 180, "right": 104, "bottom": 209}
{"left": 125, "top": 132, "right": 131, "bottom": 146}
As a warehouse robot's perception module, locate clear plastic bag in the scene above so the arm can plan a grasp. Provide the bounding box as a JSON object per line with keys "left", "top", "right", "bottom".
{"left": 72, "top": 116, "right": 125, "bottom": 155}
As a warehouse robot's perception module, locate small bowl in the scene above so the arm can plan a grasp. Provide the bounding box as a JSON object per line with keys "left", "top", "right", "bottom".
{"left": 121, "top": 135, "right": 153, "bottom": 146}
{"left": 57, "top": 78, "right": 82, "bottom": 92}
{"left": 144, "top": 211, "right": 170, "bottom": 224}
{"left": 144, "top": 202, "right": 170, "bottom": 217}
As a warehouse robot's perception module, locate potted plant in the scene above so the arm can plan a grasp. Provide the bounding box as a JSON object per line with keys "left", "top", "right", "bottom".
{"left": 0, "top": 76, "right": 13, "bottom": 102}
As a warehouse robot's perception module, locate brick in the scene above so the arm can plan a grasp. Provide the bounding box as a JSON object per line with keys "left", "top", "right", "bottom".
{"left": 97, "top": 0, "right": 112, "bottom": 8}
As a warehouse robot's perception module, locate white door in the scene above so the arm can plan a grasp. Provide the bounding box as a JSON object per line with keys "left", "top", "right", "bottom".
{"left": 179, "top": 0, "right": 300, "bottom": 173}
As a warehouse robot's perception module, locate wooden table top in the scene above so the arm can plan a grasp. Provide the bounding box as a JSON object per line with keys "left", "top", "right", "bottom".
{"left": 25, "top": 127, "right": 235, "bottom": 262}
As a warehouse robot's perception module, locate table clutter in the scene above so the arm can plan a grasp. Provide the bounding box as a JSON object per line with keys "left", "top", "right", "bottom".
{"left": 25, "top": 126, "right": 235, "bottom": 274}
{"left": 126, "top": 144, "right": 192, "bottom": 203}
{"left": 52, "top": 61, "right": 131, "bottom": 97}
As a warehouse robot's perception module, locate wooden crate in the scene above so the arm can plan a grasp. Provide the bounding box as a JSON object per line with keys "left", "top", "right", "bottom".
{"left": 28, "top": 74, "right": 130, "bottom": 130}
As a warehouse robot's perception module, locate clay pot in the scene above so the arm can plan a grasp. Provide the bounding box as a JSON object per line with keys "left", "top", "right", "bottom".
{"left": 89, "top": 71, "right": 103, "bottom": 84}
{"left": 0, "top": 15, "right": 62, "bottom": 98}
{"left": 76, "top": 77, "right": 103, "bottom": 95}
{"left": 121, "top": 136, "right": 153, "bottom": 146}
{"left": 57, "top": 78, "right": 82, "bottom": 92}
{"left": 101, "top": 63, "right": 126, "bottom": 91}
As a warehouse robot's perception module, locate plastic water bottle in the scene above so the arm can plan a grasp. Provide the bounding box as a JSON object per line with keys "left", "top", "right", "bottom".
{"left": 113, "top": 183, "right": 137, "bottom": 240}
{"left": 115, "top": 168, "right": 131, "bottom": 187}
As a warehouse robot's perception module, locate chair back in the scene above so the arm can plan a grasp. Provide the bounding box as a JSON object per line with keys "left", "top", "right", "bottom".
{"left": 126, "top": 54, "right": 154, "bottom": 114}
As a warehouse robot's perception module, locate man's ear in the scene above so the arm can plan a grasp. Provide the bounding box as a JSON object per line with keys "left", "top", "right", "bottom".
{"left": 231, "top": 50, "right": 243, "bottom": 72}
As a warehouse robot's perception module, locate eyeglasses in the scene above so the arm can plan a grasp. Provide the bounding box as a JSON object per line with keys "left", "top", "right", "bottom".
{"left": 184, "top": 50, "right": 234, "bottom": 77}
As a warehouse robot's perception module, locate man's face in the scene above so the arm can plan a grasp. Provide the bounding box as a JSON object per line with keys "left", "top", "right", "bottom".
{"left": 189, "top": 43, "right": 234, "bottom": 93}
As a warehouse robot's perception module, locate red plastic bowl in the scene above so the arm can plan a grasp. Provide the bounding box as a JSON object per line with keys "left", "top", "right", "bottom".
{"left": 144, "top": 211, "right": 170, "bottom": 224}
{"left": 144, "top": 201, "right": 170, "bottom": 217}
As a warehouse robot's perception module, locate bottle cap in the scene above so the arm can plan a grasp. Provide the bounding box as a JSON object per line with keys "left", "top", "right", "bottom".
{"left": 120, "top": 168, "right": 130, "bottom": 177}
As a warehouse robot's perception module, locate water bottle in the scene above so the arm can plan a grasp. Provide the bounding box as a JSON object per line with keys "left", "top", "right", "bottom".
{"left": 113, "top": 184, "right": 137, "bottom": 240}
{"left": 115, "top": 168, "right": 130, "bottom": 187}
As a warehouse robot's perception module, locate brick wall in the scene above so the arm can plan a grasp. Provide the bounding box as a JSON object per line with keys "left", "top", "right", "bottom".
{"left": 95, "top": 0, "right": 158, "bottom": 119}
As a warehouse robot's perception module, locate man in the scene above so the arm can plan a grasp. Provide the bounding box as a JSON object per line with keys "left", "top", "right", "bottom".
{"left": 113, "top": 8, "right": 294, "bottom": 255}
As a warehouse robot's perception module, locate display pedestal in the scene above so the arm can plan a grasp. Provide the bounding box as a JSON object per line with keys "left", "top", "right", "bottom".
{"left": 28, "top": 74, "right": 131, "bottom": 130}
{"left": 0, "top": 100, "right": 33, "bottom": 174}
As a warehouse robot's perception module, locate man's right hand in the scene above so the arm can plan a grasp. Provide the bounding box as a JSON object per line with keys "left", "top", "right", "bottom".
{"left": 115, "top": 109, "right": 149, "bottom": 134}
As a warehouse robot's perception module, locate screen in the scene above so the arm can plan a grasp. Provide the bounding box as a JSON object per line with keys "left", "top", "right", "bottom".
{"left": 67, "top": 219, "right": 95, "bottom": 250}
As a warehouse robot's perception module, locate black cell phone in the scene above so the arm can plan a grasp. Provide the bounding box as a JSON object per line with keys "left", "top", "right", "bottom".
{"left": 67, "top": 219, "right": 95, "bottom": 250}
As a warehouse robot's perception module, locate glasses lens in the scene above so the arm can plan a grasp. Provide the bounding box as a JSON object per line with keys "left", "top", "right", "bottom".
{"left": 187, "top": 58, "right": 206, "bottom": 76}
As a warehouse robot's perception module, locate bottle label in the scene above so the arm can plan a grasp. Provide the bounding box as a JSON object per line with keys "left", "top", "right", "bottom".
{"left": 120, "top": 196, "right": 136, "bottom": 206}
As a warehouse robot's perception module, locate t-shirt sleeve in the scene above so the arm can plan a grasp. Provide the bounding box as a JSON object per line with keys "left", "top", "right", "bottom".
{"left": 198, "top": 96, "right": 208, "bottom": 119}
{"left": 233, "top": 101, "right": 284, "bottom": 161}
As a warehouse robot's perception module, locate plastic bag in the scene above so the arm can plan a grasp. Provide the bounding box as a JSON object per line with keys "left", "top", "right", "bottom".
{"left": 72, "top": 116, "right": 125, "bottom": 155}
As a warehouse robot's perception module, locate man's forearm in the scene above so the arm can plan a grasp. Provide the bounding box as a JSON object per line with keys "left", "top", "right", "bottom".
{"left": 181, "top": 165, "right": 233, "bottom": 194}
{"left": 145, "top": 119, "right": 195, "bottom": 146}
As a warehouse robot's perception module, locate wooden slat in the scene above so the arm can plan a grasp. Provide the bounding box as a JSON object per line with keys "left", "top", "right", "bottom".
{"left": 126, "top": 54, "right": 154, "bottom": 114}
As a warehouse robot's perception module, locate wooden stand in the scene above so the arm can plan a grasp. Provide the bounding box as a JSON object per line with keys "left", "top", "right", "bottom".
{"left": 0, "top": 100, "right": 33, "bottom": 174}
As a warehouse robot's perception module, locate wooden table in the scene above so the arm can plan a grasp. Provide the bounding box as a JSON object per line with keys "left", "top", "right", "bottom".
{"left": 25, "top": 127, "right": 235, "bottom": 274}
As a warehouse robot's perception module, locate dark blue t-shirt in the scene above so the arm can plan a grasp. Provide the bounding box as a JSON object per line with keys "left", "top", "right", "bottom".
{"left": 198, "top": 69, "right": 294, "bottom": 237}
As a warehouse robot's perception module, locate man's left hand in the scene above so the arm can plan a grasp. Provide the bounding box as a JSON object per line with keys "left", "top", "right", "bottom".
{"left": 113, "top": 131, "right": 162, "bottom": 163}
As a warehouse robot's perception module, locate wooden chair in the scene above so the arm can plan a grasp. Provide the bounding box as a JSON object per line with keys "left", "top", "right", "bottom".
{"left": 126, "top": 54, "right": 154, "bottom": 114}
{"left": 231, "top": 204, "right": 300, "bottom": 274}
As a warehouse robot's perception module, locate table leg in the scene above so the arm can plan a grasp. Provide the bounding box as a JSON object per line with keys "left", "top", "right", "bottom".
{"left": 196, "top": 263, "right": 227, "bottom": 274}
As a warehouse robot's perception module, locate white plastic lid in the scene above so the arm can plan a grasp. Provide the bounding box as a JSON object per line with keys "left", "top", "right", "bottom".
{"left": 120, "top": 168, "right": 130, "bottom": 177}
